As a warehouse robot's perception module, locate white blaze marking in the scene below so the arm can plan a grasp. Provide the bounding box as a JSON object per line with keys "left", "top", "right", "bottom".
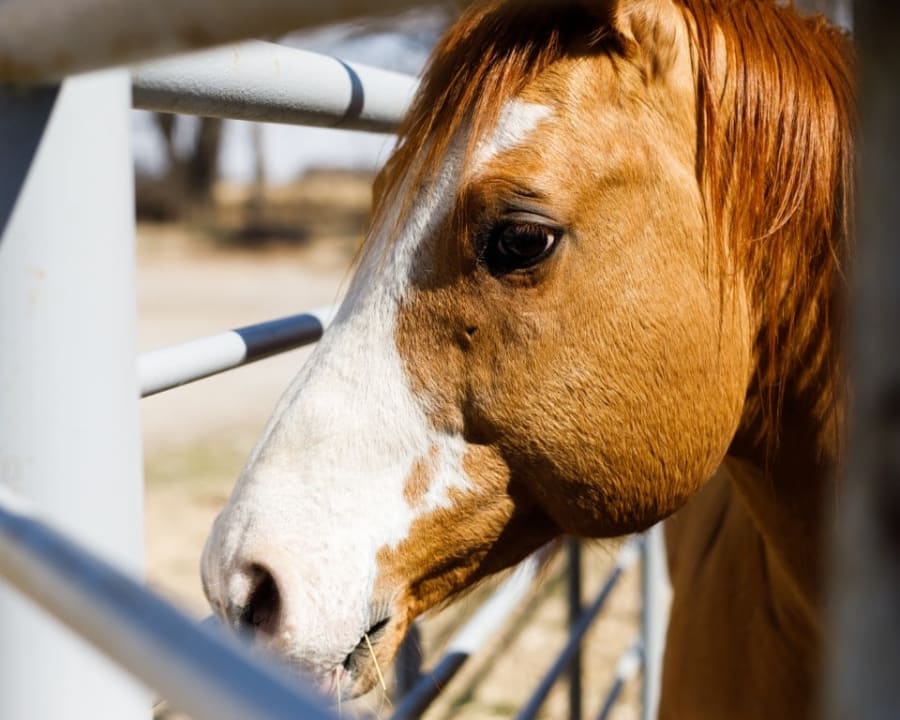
{"left": 202, "top": 99, "right": 552, "bottom": 678}
{"left": 474, "top": 101, "right": 554, "bottom": 172}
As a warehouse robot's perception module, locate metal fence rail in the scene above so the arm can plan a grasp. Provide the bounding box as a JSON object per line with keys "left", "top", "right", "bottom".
{"left": 640, "top": 525, "right": 669, "bottom": 719}
{"left": 0, "top": 466, "right": 654, "bottom": 720}
{"left": 0, "top": 486, "right": 336, "bottom": 720}
{"left": 596, "top": 643, "right": 643, "bottom": 720}
{"left": 139, "top": 307, "right": 337, "bottom": 397}
{"left": 7, "top": 1, "right": 872, "bottom": 717}
{"left": 0, "top": 0, "right": 449, "bottom": 84}
{"left": 391, "top": 537, "right": 650, "bottom": 720}
{"left": 133, "top": 41, "right": 418, "bottom": 132}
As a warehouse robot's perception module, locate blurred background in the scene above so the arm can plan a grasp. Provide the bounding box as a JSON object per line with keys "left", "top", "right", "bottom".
{"left": 139, "top": 8, "right": 640, "bottom": 719}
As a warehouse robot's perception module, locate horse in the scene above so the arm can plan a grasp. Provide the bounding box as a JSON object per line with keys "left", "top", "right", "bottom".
{"left": 200, "top": 1, "right": 854, "bottom": 717}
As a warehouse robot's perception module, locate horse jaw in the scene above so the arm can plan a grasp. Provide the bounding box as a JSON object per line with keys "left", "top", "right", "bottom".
{"left": 200, "top": 100, "right": 554, "bottom": 698}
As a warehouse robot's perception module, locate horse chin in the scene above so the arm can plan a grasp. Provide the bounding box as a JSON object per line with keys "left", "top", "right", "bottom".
{"left": 280, "top": 660, "right": 359, "bottom": 703}
{"left": 309, "top": 666, "right": 344, "bottom": 700}
{"left": 302, "top": 660, "right": 386, "bottom": 704}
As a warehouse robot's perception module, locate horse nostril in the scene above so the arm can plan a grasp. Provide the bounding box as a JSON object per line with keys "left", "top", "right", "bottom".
{"left": 237, "top": 564, "right": 282, "bottom": 639}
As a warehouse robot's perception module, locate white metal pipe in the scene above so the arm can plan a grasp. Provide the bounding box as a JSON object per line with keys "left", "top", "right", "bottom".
{"left": 0, "top": 0, "right": 446, "bottom": 84}
{"left": 640, "top": 525, "right": 671, "bottom": 720}
{"left": 0, "top": 72, "right": 147, "bottom": 719}
{"left": 133, "top": 41, "right": 417, "bottom": 132}
{"left": 0, "top": 486, "right": 337, "bottom": 720}
{"left": 138, "top": 306, "right": 336, "bottom": 397}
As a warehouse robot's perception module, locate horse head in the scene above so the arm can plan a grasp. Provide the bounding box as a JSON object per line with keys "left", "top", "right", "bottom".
{"left": 202, "top": 0, "right": 767, "bottom": 698}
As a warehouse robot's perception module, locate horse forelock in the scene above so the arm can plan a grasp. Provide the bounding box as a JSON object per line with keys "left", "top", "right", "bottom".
{"left": 370, "top": 1, "right": 622, "bottom": 232}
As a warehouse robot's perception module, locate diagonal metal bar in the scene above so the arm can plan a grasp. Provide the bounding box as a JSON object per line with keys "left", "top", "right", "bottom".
{"left": 596, "top": 642, "right": 642, "bottom": 720}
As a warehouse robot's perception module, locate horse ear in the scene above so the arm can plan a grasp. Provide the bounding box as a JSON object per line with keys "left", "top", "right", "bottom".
{"left": 581, "top": 0, "right": 683, "bottom": 77}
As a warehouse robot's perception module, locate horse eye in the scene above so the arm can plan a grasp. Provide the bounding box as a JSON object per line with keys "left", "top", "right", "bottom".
{"left": 486, "top": 222, "right": 562, "bottom": 274}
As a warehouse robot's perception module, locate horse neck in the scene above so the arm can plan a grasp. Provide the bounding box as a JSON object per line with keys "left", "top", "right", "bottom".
{"left": 688, "top": 5, "right": 851, "bottom": 611}
{"left": 727, "top": 295, "right": 844, "bottom": 618}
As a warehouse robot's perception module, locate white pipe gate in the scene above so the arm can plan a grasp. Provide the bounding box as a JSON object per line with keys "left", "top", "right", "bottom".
{"left": 1, "top": 2, "right": 675, "bottom": 719}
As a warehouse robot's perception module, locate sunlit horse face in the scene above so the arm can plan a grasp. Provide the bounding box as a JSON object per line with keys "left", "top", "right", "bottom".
{"left": 203, "top": 0, "right": 753, "bottom": 698}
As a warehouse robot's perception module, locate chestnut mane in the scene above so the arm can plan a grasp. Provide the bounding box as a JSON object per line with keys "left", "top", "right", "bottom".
{"left": 382, "top": 0, "right": 855, "bottom": 453}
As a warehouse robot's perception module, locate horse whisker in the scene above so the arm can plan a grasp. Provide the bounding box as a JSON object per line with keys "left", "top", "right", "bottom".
{"left": 337, "top": 668, "right": 342, "bottom": 718}
{"left": 364, "top": 633, "right": 387, "bottom": 694}
{"left": 363, "top": 632, "right": 391, "bottom": 718}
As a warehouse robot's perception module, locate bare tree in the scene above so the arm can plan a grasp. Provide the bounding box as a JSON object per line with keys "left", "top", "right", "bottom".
{"left": 143, "top": 113, "right": 223, "bottom": 217}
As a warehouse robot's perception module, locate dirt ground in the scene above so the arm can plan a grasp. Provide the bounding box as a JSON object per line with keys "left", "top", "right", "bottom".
{"left": 139, "top": 175, "right": 641, "bottom": 720}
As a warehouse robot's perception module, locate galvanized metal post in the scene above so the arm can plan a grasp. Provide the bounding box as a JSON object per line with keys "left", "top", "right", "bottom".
{"left": 640, "top": 526, "right": 670, "bottom": 720}
{"left": 566, "top": 538, "right": 583, "bottom": 720}
{"left": 830, "top": 3, "right": 900, "bottom": 719}
{"left": 0, "top": 71, "right": 147, "bottom": 718}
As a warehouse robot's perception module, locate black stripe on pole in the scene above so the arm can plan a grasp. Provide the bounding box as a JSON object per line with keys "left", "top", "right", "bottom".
{"left": 236, "top": 312, "right": 325, "bottom": 363}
